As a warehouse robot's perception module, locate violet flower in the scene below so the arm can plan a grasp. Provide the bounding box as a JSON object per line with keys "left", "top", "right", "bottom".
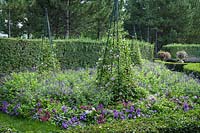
{"left": 183, "top": 102, "right": 189, "bottom": 112}
{"left": 97, "top": 104, "right": 104, "bottom": 111}
{"left": 62, "top": 121, "right": 68, "bottom": 129}
{"left": 61, "top": 105, "right": 67, "bottom": 113}
{"left": 1, "top": 101, "right": 9, "bottom": 113}
{"left": 113, "top": 110, "right": 119, "bottom": 119}
{"left": 71, "top": 116, "right": 78, "bottom": 123}
{"left": 80, "top": 113, "right": 87, "bottom": 121}
{"left": 136, "top": 109, "right": 141, "bottom": 117}
{"left": 128, "top": 113, "right": 133, "bottom": 119}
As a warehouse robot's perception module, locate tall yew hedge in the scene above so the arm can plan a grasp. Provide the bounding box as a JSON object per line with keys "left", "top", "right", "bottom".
{"left": 0, "top": 38, "right": 154, "bottom": 74}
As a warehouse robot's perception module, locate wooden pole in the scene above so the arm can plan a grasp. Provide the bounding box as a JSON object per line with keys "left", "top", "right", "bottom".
{"left": 45, "top": 8, "right": 52, "bottom": 48}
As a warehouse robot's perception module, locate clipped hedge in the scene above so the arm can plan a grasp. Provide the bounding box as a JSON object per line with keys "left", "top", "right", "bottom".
{"left": 154, "top": 60, "right": 188, "bottom": 72}
{"left": 184, "top": 63, "right": 200, "bottom": 78}
{"left": 0, "top": 38, "right": 154, "bottom": 73}
{"left": 55, "top": 39, "right": 103, "bottom": 69}
{"left": 162, "top": 43, "right": 200, "bottom": 58}
{"left": 66, "top": 110, "right": 200, "bottom": 133}
{"left": 134, "top": 40, "right": 154, "bottom": 60}
{"left": 0, "top": 38, "right": 58, "bottom": 75}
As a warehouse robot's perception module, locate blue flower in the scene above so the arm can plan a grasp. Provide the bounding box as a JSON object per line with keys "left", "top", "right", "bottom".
{"left": 80, "top": 113, "right": 87, "bottom": 121}
{"left": 130, "top": 106, "right": 134, "bottom": 112}
{"left": 183, "top": 102, "right": 189, "bottom": 112}
{"left": 1, "top": 101, "right": 9, "bottom": 113}
{"left": 136, "top": 109, "right": 141, "bottom": 117}
{"left": 61, "top": 106, "right": 67, "bottom": 113}
{"left": 12, "top": 103, "right": 20, "bottom": 116}
{"left": 113, "top": 110, "right": 119, "bottom": 119}
{"left": 128, "top": 113, "right": 133, "bottom": 119}
{"left": 71, "top": 116, "right": 78, "bottom": 123}
{"left": 62, "top": 121, "right": 68, "bottom": 129}
{"left": 97, "top": 104, "right": 104, "bottom": 110}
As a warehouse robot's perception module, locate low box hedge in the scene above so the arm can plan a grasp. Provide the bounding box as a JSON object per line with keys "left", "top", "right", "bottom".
{"left": 162, "top": 43, "right": 200, "bottom": 58}
{"left": 183, "top": 63, "right": 200, "bottom": 78}
{"left": 154, "top": 60, "right": 188, "bottom": 72}
{"left": 66, "top": 110, "right": 200, "bottom": 133}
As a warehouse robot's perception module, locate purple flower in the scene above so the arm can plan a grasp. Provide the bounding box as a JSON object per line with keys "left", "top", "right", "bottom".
{"left": 136, "top": 109, "right": 141, "bottom": 117}
{"left": 130, "top": 106, "right": 135, "bottom": 113}
{"left": 111, "top": 77, "right": 115, "bottom": 81}
{"left": 153, "top": 110, "right": 157, "bottom": 113}
{"left": 38, "top": 108, "right": 43, "bottom": 113}
{"left": 62, "top": 121, "right": 68, "bottom": 129}
{"left": 128, "top": 114, "right": 133, "bottom": 119}
{"left": 71, "top": 116, "right": 78, "bottom": 123}
{"left": 68, "top": 120, "right": 73, "bottom": 125}
{"left": 61, "top": 106, "right": 67, "bottom": 113}
{"left": 97, "top": 114, "right": 105, "bottom": 124}
{"left": 97, "top": 104, "right": 104, "bottom": 110}
{"left": 123, "top": 101, "right": 130, "bottom": 107}
{"left": 13, "top": 103, "right": 20, "bottom": 115}
{"left": 120, "top": 114, "right": 126, "bottom": 120}
{"left": 113, "top": 110, "right": 119, "bottom": 119}
{"left": 36, "top": 102, "right": 41, "bottom": 107}
{"left": 183, "top": 102, "right": 189, "bottom": 112}
{"left": 80, "top": 113, "right": 87, "bottom": 121}
{"left": 52, "top": 109, "right": 56, "bottom": 113}
{"left": 2, "top": 101, "right": 9, "bottom": 113}
{"left": 102, "top": 109, "right": 107, "bottom": 115}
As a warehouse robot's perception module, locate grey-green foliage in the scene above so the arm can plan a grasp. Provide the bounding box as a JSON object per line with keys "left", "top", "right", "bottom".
{"left": 1, "top": 69, "right": 113, "bottom": 107}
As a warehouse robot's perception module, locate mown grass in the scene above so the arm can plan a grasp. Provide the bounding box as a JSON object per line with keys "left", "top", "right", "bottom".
{"left": 0, "top": 112, "right": 61, "bottom": 133}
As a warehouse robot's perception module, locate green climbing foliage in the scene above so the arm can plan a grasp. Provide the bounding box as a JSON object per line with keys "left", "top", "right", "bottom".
{"left": 97, "top": 40, "right": 137, "bottom": 102}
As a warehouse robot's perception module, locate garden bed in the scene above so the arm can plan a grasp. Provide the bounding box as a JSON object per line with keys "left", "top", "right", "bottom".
{"left": 1, "top": 61, "right": 200, "bottom": 132}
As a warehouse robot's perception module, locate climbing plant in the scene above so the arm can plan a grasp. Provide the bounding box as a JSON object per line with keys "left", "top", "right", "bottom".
{"left": 97, "top": 0, "right": 139, "bottom": 102}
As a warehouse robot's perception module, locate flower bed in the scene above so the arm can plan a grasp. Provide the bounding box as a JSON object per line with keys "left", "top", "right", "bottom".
{"left": 0, "top": 61, "right": 200, "bottom": 131}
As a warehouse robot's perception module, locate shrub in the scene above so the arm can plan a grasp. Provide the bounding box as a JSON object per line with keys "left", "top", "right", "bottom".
{"left": 176, "top": 50, "right": 188, "bottom": 61}
{"left": 0, "top": 38, "right": 154, "bottom": 74}
{"left": 183, "top": 63, "right": 200, "bottom": 78}
{"left": 56, "top": 39, "right": 153, "bottom": 69}
{"left": 55, "top": 39, "right": 103, "bottom": 69}
{"left": 130, "top": 42, "right": 142, "bottom": 65}
{"left": 0, "top": 38, "right": 59, "bottom": 75}
{"left": 162, "top": 43, "right": 200, "bottom": 58}
{"left": 129, "top": 40, "right": 154, "bottom": 60}
{"left": 66, "top": 110, "right": 200, "bottom": 133}
{"left": 157, "top": 51, "right": 171, "bottom": 61}
{"left": 97, "top": 40, "right": 137, "bottom": 102}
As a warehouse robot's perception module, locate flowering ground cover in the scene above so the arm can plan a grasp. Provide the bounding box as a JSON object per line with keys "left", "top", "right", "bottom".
{"left": 0, "top": 61, "right": 200, "bottom": 132}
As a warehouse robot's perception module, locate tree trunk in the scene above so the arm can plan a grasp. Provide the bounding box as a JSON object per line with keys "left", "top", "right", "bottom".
{"left": 133, "top": 25, "right": 137, "bottom": 39}
{"left": 97, "top": 19, "right": 100, "bottom": 40}
{"left": 147, "top": 26, "right": 150, "bottom": 42}
{"left": 155, "top": 29, "right": 158, "bottom": 57}
{"left": 65, "top": 0, "right": 70, "bottom": 39}
{"left": 45, "top": 8, "right": 52, "bottom": 47}
{"left": 139, "top": 25, "right": 142, "bottom": 40}
{"left": 8, "top": 8, "right": 11, "bottom": 38}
